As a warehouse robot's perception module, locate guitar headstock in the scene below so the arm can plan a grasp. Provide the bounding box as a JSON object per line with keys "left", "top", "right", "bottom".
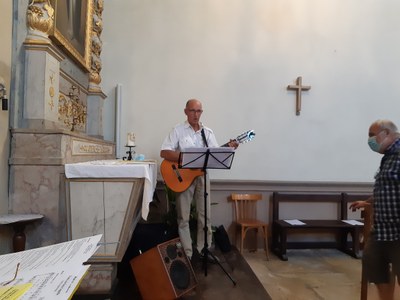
{"left": 236, "top": 130, "right": 255, "bottom": 144}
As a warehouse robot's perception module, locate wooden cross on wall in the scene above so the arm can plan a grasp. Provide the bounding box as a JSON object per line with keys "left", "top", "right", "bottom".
{"left": 287, "top": 76, "right": 311, "bottom": 116}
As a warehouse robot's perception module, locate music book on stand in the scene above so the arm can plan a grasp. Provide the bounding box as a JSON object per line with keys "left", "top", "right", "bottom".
{"left": 179, "top": 147, "right": 235, "bottom": 169}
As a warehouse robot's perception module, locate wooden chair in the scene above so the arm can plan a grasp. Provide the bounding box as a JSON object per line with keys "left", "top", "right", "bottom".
{"left": 230, "top": 193, "right": 269, "bottom": 259}
{"left": 360, "top": 204, "right": 373, "bottom": 300}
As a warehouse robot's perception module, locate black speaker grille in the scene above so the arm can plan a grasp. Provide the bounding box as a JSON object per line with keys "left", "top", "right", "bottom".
{"left": 166, "top": 244, "right": 178, "bottom": 260}
{"left": 170, "top": 260, "right": 190, "bottom": 290}
{"left": 157, "top": 238, "right": 198, "bottom": 297}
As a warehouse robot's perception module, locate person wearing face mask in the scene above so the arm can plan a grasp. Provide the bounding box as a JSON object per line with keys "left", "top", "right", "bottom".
{"left": 350, "top": 119, "right": 400, "bottom": 300}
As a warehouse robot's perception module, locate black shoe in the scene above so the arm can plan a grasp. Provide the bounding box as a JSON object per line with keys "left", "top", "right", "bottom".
{"left": 199, "top": 251, "right": 220, "bottom": 264}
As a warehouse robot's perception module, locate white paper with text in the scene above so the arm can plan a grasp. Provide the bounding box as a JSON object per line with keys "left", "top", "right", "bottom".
{"left": 0, "top": 235, "right": 102, "bottom": 299}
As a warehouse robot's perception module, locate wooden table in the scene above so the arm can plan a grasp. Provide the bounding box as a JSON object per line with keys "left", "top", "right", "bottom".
{"left": 0, "top": 213, "right": 44, "bottom": 252}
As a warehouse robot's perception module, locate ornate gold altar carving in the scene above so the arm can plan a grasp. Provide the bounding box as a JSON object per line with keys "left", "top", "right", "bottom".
{"left": 26, "top": 0, "right": 55, "bottom": 38}
{"left": 89, "top": 0, "right": 104, "bottom": 91}
{"left": 49, "top": 0, "right": 93, "bottom": 72}
{"left": 58, "top": 85, "right": 87, "bottom": 132}
{"left": 27, "top": 0, "right": 104, "bottom": 94}
{"left": 24, "top": 0, "right": 105, "bottom": 136}
{"left": 48, "top": 73, "right": 55, "bottom": 110}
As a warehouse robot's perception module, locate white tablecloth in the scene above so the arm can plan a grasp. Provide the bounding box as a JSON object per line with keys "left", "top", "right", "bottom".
{"left": 65, "top": 160, "right": 157, "bottom": 220}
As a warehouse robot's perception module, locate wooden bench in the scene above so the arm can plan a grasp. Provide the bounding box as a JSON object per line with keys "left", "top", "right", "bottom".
{"left": 271, "top": 192, "right": 369, "bottom": 261}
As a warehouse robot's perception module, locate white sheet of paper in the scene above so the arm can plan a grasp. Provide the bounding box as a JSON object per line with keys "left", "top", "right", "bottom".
{"left": 342, "top": 220, "right": 364, "bottom": 226}
{"left": 180, "top": 147, "right": 235, "bottom": 169}
{"left": 0, "top": 234, "right": 102, "bottom": 300}
{"left": 284, "top": 219, "right": 306, "bottom": 225}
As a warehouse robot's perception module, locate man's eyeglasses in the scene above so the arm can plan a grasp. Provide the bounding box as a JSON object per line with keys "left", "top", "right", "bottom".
{"left": 188, "top": 109, "right": 203, "bottom": 114}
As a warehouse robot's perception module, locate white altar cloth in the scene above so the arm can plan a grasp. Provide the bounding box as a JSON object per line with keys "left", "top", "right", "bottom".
{"left": 65, "top": 160, "right": 157, "bottom": 220}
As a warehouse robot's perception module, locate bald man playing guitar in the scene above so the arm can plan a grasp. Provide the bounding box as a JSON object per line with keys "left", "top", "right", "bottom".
{"left": 160, "top": 99, "right": 238, "bottom": 263}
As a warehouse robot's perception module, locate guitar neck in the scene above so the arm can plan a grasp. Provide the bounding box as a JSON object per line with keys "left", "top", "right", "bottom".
{"left": 221, "top": 141, "right": 233, "bottom": 147}
{"left": 216, "top": 130, "right": 254, "bottom": 147}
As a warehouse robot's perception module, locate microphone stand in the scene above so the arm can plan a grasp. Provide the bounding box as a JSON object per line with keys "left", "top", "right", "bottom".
{"left": 200, "top": 150, "right": 236, "bottom": 285}
{"left": 178, "top": 147, "right": 236, "bottom": 285}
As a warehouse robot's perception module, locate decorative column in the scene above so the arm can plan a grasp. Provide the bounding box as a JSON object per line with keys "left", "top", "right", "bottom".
{"left": 24, "top": 0, "right": 65, "bottom": 129}
{"left": 87, "top": 0, "right": 106, "bottom": 138}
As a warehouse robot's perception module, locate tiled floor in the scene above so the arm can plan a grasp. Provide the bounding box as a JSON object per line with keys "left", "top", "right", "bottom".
{"left": 243, "top": 248, "right": 400, "bottom": 300}
{"left": 72, "top": 214, "right": 400, "bottom": 300}
{"left": 73, "top": 246, "right": 400, "bottom": 300}
{"left": 73, "top": 245, "right": 271, "bottom": 300}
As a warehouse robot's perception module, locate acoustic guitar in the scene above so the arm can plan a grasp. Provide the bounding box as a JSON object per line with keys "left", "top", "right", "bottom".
{"left": 161, "top": 130, "right": 255, "bottom": 192}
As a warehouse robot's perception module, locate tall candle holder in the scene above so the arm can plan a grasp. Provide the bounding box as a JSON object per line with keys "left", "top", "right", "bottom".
{"left": 123, "top": 145, "right": 136, "bottom": 161}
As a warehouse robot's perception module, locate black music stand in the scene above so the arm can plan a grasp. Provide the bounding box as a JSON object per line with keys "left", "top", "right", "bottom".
{"left": 179, "top": 147, "right": 237, "bottom": 285}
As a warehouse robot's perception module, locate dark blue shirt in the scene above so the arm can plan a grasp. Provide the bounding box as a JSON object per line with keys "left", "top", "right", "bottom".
{"left": 373, "top": 138, "right": 400, "bottom": 241}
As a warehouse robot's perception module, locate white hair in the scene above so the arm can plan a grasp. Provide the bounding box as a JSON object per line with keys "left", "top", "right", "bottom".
{"left": 374, "top": 119, "right": 398, "bottom": 133}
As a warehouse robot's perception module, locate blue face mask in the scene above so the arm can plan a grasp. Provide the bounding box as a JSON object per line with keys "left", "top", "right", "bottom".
{"left": 368, "top": 136, "right": 381, "bottom": 152}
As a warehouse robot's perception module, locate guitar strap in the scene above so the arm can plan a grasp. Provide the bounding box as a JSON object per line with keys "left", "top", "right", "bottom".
{"left": 201, "top": 128, "right": 209, "bottom": 147}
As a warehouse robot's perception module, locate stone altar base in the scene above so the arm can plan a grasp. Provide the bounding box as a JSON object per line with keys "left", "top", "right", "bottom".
{"left": 76, "top": 264, "right": 117, "bottom": 295}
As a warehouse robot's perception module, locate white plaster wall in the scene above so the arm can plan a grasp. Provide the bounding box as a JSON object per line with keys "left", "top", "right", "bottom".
{"left": 101, "top": 0, "right": 400, "bottom": 182}
{"left": 0, "top": 1, "right": 12, "bottom": 212}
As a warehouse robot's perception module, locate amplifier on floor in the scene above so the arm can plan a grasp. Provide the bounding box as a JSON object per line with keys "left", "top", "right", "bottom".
{"left": 130, "top": 237, "right": 197, "bottom": 300}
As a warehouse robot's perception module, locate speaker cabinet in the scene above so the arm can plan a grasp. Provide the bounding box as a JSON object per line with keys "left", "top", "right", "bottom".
{"left": 130, "top": 238, "right": 197, "bottom": 299}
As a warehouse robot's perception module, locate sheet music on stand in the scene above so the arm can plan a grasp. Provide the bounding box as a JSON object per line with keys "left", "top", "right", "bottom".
{"left": 179, "top": 147, "right": 235, "bottom": 170}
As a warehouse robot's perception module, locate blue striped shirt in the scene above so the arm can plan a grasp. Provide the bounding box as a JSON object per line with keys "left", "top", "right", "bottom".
{"left": 373, "top": 138, "right": 400, "bottom": 241}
